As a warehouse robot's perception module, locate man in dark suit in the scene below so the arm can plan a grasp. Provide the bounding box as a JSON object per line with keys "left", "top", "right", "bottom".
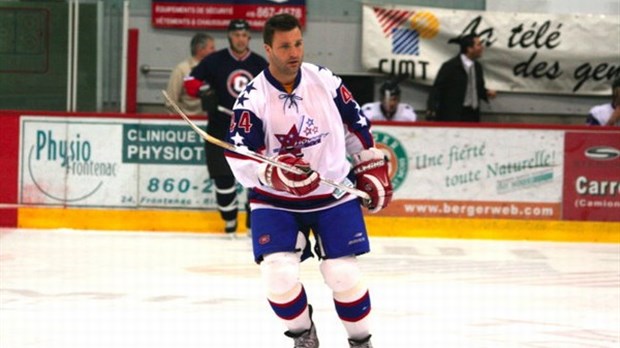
{"left": 426, "top": 34, "right": 496, "bottom": 122}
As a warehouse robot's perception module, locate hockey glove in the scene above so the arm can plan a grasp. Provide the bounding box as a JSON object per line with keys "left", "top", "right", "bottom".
{"left": 352, "top": 148, "right": 393, "bottom": 213}
{"left": 259, "top": 154, "right": 320, "bottom": 196}
{"left": 183, "top": 76, "right": 202, "bottom": 98}
{"left": 198, "top": 83, "right": 218, "bottom": 116}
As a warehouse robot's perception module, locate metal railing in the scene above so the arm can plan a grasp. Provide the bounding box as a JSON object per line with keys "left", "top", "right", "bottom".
{"left": 140, "top": 64, "right": 172, "bottom": 75}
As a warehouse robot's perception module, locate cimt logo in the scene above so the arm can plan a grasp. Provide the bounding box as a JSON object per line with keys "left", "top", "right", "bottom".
{"left": 373, "top": 7, "right": 440, "bottom": 55}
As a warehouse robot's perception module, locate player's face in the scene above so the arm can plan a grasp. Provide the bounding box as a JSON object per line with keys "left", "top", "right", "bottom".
{"left": 265, "top": 27, "right": 304, "bottom": 84}
{"left": 382, "top": 95, "right": 399, "bottom": 115}
{"left": 228, "top": 30, "right": 250, "bottom": 54}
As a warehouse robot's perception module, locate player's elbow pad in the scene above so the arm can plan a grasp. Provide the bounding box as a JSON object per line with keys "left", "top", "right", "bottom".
{"left": 184, "top": 76, "right": 203, "bottom": 98}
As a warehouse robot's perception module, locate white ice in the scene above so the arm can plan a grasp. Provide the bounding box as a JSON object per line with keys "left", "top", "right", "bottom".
{"left": 1, "top": 228, "right": 618, "bottom": 347}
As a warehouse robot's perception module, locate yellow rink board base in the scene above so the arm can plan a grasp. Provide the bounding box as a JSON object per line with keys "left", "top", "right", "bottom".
{"left": 16, "top": 207, "right": 620, "bottom": 243}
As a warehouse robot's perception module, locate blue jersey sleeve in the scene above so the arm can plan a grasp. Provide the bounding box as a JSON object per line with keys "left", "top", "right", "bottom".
{"left": 225, "top": 106, "right": 267, "bottom": 189}
{"left": 333, "top": 82, "right": 375, "bottom": 152}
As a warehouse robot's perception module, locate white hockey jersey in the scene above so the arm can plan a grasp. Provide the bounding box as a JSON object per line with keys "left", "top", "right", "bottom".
{"left": 587, "top": 103, "right": 619, "bottom": 126}
{"left": 225, "top": 63, "right": 375, "bottom": 211}
{"left": 361, "top": 101, "right": 417, "bottom": 122}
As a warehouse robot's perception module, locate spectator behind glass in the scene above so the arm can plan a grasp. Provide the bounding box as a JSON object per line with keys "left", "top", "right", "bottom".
{"left": 165, "top": 33, "right": 215, "bottom": 115}
{"left": 426, "top": 33, "right": 496, "bottom": 122}
{"left": 586, "top": 78, "right": 620, "bottom": 126}
{"left": 361, "top": 79, "right": 417, "bottom": 122}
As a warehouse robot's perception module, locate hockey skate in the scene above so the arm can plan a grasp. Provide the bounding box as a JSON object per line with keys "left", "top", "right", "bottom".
{"left": 224, "top": 219, "right": 237, "bottom": 238}
{"left": 348, "top": 334, "right": 373, "bottom": 348}
{"left": 284, "top": 305, "right": 319, "bottom": 348}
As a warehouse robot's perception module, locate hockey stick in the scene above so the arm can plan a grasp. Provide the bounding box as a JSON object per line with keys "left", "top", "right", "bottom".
{"left": 217, "top": 105, "right": 233, "bottom": 116}
{"left": 161, "top": 90, "right": 371, "bottom": 202}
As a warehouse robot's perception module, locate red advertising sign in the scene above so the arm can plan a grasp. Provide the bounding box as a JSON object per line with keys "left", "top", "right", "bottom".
{"left": 563, "top": 131, "right": 620, "bottom": 221}
{"left": 152, "top": 0, "right": 306, "bottom": 30}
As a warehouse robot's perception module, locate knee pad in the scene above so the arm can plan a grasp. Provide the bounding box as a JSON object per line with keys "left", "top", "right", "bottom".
{"left": 260, "top": 252, "right": 300, "bottom": 296}
{"left": 320, "top": 256, "right": 362, "bottom": 293}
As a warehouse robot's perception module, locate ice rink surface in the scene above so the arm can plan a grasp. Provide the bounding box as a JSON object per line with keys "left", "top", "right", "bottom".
{"left": 1, "top": 228, "right": 618, "bottom": 348}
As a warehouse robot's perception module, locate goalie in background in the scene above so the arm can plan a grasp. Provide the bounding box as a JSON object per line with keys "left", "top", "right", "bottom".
{"left": 586, "top": 78, "right": 620, "bottom": 126}
{"left": 224, "top": 14, "right": 392, "bottom": 348}
{"left": 361, "top": 79, "right": 417, "bottom": 122}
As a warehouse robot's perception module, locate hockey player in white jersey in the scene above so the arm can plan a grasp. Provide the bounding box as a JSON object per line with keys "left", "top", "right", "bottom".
{"left": 224, "top": 13, "right": 393, "bottom": 348}
{"left": 586, "top": 78, "right": 620, "bottom": 126}
{"left": 361, "top": 80, "right": 417, "bottom": 122}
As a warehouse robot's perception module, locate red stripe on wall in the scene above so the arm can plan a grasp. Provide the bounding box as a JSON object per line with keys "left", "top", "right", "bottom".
{"left": 0, "top": 112, "right": 20, "bottom": 226}
{"left": 126, "top": 28, "right": 139, "bottom": 113}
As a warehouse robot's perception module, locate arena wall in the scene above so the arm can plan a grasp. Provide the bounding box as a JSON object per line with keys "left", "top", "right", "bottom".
{"left": 1, "top": 111, "right": 618, "bottom": 242}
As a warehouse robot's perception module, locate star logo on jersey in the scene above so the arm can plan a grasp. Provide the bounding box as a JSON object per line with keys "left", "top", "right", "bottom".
{"left": 244, "top": 82, "right": 257, "bottom": 94}
{"left": 230, "top": 132, "right": 245, "bottom": 146}
{"left": 275, "top": 125, "right": 308, "bottom": 156}
{"left": 356, "top": 114, "right": 368, "bottom": 127}
{"left": 302, "top": 118, "right": 319, "bottom": 136}
{"left": 236, "top": 93, "right": 249, "bottom": 107}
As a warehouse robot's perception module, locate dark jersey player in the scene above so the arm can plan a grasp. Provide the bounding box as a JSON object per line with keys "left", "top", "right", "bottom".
{"left": 185, "top": 19, "right": 268, "bottom": 235}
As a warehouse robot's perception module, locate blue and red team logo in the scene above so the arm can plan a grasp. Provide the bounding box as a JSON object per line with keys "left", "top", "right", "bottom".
{"left": 373, "top": 7, "right": 440, "bottom": 56}
{"left": 227, "top": 69, "right": 255, "bottom": 98}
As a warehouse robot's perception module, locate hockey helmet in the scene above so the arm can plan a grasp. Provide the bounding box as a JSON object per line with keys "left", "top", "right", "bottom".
{"left": 228, "top": 19, "right": 250, "bottom": 32}
{"left": 380, "top": 80, "right": 401, "bottom": 98}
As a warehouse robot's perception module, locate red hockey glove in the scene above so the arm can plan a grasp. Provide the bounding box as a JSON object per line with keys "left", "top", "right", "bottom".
{"left": 352, "top": 148, "right": 393, "bottom": 213}
{"left": 183, "top": 76, "right": 203, "bottom": 98}
{"left": 259, "top": 154, "right": 320, "bottom": 196}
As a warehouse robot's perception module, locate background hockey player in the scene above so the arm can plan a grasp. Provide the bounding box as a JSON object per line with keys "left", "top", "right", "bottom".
{"left": 224, "top": 13, "right": 393, "bottom": 348}
{"left": 586, "top": 78, "right": 620, "bottom": 126}
{"left": 361, "top": 79, "right": 417, "bottom": 122}
{"left": 184, "top": 19, "right": 268, "bottom": 234}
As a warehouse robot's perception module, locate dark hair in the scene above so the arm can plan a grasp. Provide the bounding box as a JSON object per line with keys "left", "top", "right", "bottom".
{"left": 263, "top": 13, "right": 301, "bottom": 46}
{"left": 613, "top": 78, "right": 620, "bottom": 89}
{"left": 380, "top": 80, "right": 401, "bottom": 98}
{"left": 190, "top": 33, "right": 213, "bottom": 56}
{"left": 448, "top": 33, "right": 478, "bottom": 54}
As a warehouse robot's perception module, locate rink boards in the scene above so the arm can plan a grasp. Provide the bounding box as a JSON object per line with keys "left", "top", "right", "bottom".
{"left": 13, "top": 207, "right": 619, "bottom": 243}
{"left": 1, "top": 111, "right": 619, "bottom": 243}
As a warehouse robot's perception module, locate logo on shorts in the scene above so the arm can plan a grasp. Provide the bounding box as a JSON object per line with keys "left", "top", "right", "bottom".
{"left": 372, "top": 131, "right": 408, "bottom": 191}
{"left": 258, "top": 234, "right": 271, "bottom": 245}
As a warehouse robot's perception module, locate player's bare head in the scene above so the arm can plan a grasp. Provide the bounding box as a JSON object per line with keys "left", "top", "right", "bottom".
{"left": 263, "top": 13, "right": 302, "bottom": 46}
{"left": 263, "top": 14, "right": 303, "bottom": 84}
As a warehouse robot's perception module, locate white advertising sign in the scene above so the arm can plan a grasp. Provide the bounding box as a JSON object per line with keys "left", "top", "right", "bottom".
{"left": 373, "top": 125, "right": 564, "bottom": 219}
{"left": 18, "top": 116, "right": 245, "bottom": 209}
{"left": 362, "top": 5, "right": 620, "bottom": 95}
